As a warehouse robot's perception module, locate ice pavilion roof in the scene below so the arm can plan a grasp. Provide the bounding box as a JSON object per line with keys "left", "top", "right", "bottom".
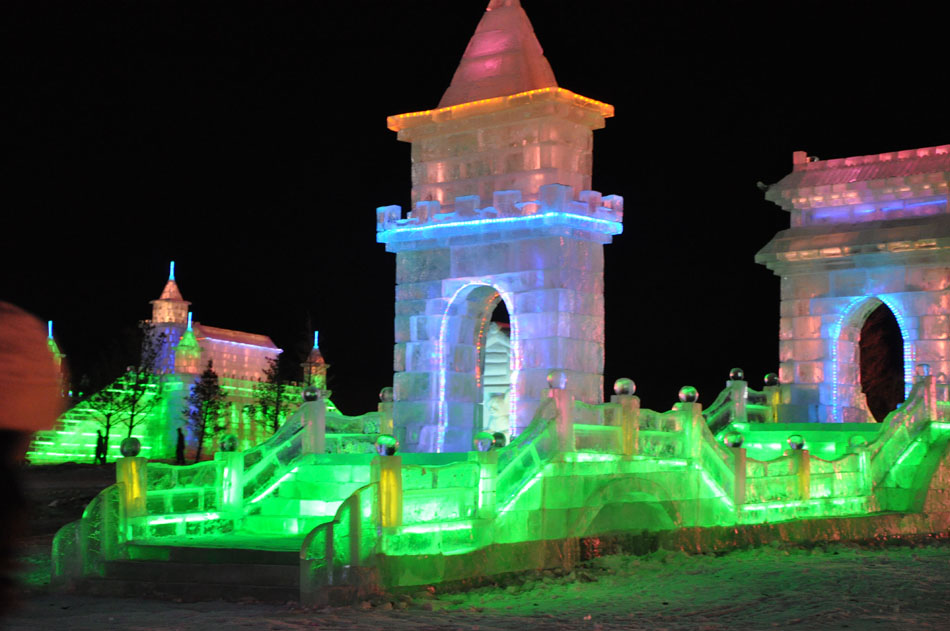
{"left": 767, "top": 145, "right": 950, "bottom": 210}
{"left": 193, "top": 323, "right": 279, "bottom": 350}
{"left": 438, "top": 0, "right": 557, "bottom": 108}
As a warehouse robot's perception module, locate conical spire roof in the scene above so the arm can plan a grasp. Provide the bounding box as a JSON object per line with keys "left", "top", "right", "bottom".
{"left": 159, "top": 279, "right": 185, "bottom": 301}
{"left": 438, "top": 0, "right": 557, "bottom": 108}
{"left": 157, "top": 261, "right": 186, "bottom": 302}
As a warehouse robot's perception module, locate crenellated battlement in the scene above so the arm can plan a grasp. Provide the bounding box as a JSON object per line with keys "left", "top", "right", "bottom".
{"left": 377, "top": 184, "right": 623, "bottom": 244}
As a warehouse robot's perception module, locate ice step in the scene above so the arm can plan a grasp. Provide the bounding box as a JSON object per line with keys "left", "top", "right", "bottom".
{"left": 125, "top": 544, "right": 298, "bottom": 565}
{"left": 257, "top": 497, "right": 344, "bottom": 518}
{"left": 72, "top": 547, "right": 302, "bottom": 602}
{"left": 105, "top": 560, "right": 298, "bottom": 587}
{"left": 242, "top": 514, "right": 328, "bottom": 536}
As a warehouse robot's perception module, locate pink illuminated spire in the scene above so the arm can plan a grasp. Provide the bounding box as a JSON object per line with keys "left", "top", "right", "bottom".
{"left": 438, "top": 0, "right": 557, "bottom": 108}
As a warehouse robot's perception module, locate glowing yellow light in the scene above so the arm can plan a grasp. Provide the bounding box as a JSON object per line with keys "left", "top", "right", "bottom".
{"left": 388, "top": 87, "right": 614, "bottom": 132}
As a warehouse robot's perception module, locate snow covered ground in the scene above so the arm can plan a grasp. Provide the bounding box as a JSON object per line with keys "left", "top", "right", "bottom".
{"left": 8, "top": 536, "right": 950, "bottom": 630}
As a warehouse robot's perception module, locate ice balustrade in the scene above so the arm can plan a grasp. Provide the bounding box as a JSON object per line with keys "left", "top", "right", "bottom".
{"left": 54, "top": 373, "right": 950, "bottom": 594}
{"left": 299, "top": 384, "right": 755, "bottom": 597}
{"left": 736, "top": 373, "right": 946, "bottom": 523}
{"left": 704, "top": 376, "right": 781, "bottom": 435}
{"left": 98, "top": 398, "right": 389, "bottom": 543}
{"left": 51, "top": 485, "right": 121, "bottom": 585}
{"left": 300, "top": 482, "right": 381, "bottom": 603}
{"left": 868, "top": 373, "right": 942, "bottom": 487}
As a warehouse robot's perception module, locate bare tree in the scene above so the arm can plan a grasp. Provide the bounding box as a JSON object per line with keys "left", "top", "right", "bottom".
{"left": 253, "top": 356, "right": 293, "bottom": 436}
{"left": 121, "top": 322, "right": 166, "bottom": 439}
{"left": 184, "top": 360, "right": 226, "bottom": 462}
{"left": 82, "top": 383, "right": 130, "bottom": 463}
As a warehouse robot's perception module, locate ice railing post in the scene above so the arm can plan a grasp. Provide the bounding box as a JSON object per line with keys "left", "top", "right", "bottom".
{"left": 937, "top": 372, "right": 949, "bottom": 406}
{"left": 785, "top": 434, "right": 810, "bottom": 501}
{"left": 763, "top": 372, "right": 781, "bottom": 423}
{"left": 919, "top": 364, "right": 937, "bottom": 421}
{"left": 378, "top": 386, "right": 394, "bottom": 435}
{"left": 371, "top": 435, "right": 402, "bottom": 528}
{"left": 546, "top": 370, "right": 574, "bottom": 452}
{"left": 214, "top": 435, "right": 243, "bottom": 514}
{"left": 726, "top": 368, "right": 748, "bottom": 424}
{"left": 609, "top": 378, "right": 639, "bottom": 456}
{"left": 675, "top": 386, "right": 703, "bottom": 462}
{"left": 469, "top": 432, "right": 499, "bottom": 518}
{"left": 302, "top": 387, "right": 328, "bottom": 455}
{"left": 115, "top": 437, "right": 147, "bottom": 528}
{"left": 721, "top": 431, "right": 747, "bottom": 507}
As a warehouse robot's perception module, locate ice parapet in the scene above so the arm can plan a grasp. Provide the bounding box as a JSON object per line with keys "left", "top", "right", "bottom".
{"left": 377, "top": 184, "right": 622, "bottom": 248}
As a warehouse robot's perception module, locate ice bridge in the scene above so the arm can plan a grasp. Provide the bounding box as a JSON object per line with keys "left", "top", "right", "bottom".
{"left": 52, "top": 369, "right": 950, "bottom": 603}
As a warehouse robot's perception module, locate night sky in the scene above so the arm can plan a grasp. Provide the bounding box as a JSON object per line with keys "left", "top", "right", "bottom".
{"left": 5, "top": 0, "right": 946, "bottom": 414}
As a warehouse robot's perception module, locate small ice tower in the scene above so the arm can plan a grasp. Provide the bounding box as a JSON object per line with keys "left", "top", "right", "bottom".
{"left": 150, "top": 261, "right": 191, "bottom": 374}
{"left": 46, "top": 320, "right": 68, "bottom": 396}
{"left": 378, "top": 0, "right": 623, "bottom": 452}
{"left": 173, "top": 312, "right": 202, "bottom": 375}
{"left": 301, "top": 331, "right": 329, "bottom": 390}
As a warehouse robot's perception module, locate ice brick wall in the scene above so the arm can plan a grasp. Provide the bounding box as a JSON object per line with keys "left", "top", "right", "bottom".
{"left": 388, "top": 224, "right": 610, "bottom": 453}
{"left": 389, "top": 87, "right": 612, "bottom": 208}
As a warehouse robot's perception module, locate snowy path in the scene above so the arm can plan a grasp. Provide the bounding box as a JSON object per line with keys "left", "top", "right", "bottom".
{"left": 8, "top": 542, "right": 950, "bottom": 630}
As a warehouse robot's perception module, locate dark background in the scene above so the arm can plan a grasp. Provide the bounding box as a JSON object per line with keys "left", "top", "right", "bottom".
{"left": 4, "top": 0, "right": 946, "bottom": 414}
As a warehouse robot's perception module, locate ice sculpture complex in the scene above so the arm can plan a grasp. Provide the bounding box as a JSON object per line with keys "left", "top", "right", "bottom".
{"left": 47, "top": 0, "right": 950, "bottom": 606}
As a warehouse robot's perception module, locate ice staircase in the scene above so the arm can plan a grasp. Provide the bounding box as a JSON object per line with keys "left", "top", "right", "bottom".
{"left": 27, "top": 381, "right": 163, "bottom": 464}
{"left": 241, "top": 456, "right": 375, "bottom": 536}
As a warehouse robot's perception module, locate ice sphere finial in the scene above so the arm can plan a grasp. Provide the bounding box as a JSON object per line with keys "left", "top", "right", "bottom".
{"left": 547, "top": 370, "right": 568, "bottom": 390}
{"left": 379, "top": 386, "right": 394, "bottom": 402}
{"left": 764, "top": 372, "right": 779, "bottom": 387}
{"left": 220, "top": 434, "right": 238, "bottom": 452}
{"left": 613, "top": 378, "right": 636, "bottom": 396}
{"left": 729, "top": 367, "right": 745, "bottom": 381}
{"left": 120, "top": 436, "right": 141, "bottom": 458}
{"left": 375, "top": 434, "right": 398, "bottom": 456}
{"left": 723, "top": 432, "right": 744, "bottom": 448}
{"left": 787, "top": 434, "right": 805, "bottom": 450}
{"left": 47, "top": 320, "right": 53, "bottom": 339}
{"left": 678, "top": 386, "right": 699, "bottom": 403}
{"left": 474, "top": 431, "right": 494, "bottom": 452}
{"left": 169, "top": 260, "right": 175, "bottom": 281}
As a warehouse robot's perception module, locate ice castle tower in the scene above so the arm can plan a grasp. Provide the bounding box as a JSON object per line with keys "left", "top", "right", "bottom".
{"left": 377, "top": 0, "right": 623, "bottom": 452}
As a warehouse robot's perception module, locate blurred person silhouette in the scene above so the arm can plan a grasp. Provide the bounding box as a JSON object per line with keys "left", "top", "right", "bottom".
{"left": 0, "top": 302, "right": 65, "bottom": 613}
{"left": 94, "top": 430, "right": 106, "bottom": 464}
{"left": 176, "top": 427, "right": 186, "bottom": 465}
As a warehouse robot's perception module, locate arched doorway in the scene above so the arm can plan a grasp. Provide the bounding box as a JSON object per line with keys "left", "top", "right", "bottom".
{"left": 480, "top": 301, "right": 512, "bottom": 436}
{"left": 859, "top": 303, "right": 905, "bottom": 421}
{"left": 831, "top": 296, "right": 912, "bottom": 423}
{"left": 437, "top": 284, "right": 518, "bottom": 452}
